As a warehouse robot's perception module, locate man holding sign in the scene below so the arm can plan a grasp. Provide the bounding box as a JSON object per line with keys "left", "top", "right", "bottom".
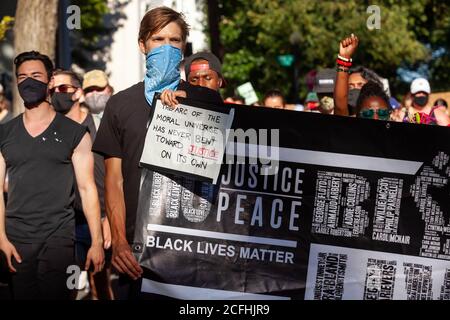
{"left": 93, "top": 7, "right": 222, "bottom": 299}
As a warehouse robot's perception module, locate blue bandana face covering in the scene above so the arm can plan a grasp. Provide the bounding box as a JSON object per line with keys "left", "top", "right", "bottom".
{"left": 144, "top": 44, "right": 182, "bottom": 106}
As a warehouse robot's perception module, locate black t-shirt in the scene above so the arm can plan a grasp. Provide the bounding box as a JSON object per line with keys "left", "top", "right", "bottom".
{"left": 93, "top": 81, "right": 223, "bottom": 243}
{"left": 0, "top": 113, "right": 87, "bottom": 243}
{"left": 74, "top": 113, "right": 105, "bottom": 225}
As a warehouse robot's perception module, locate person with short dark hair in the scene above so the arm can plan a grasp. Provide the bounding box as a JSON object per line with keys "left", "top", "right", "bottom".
{"left": 355, "top": 81, "right": 392, "bottom": 120}
{"left": 0, "top": 51, "right": 104, "bottom": 300}
{"left": 160, "top": 51, "right": 226, "bottom": 106}
{"left": 13, "top": 51, "right": 54, "bottom": 82}
{"left": 434, "top": 98, "right": 448, "bottom": 108}
{"left": 263, "top": 89, "right": 286, "bottom": 109}
{"left": 51, "top": 69, "right": 113, "bottom": 299}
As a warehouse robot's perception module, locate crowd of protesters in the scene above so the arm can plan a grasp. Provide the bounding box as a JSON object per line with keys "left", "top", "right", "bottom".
{"left": 0, "top": 5, "right": 449, "bottom": 301}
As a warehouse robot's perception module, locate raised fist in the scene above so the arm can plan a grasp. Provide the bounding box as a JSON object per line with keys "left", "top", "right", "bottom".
{"left": 339, "top": 33, "right": 359, "bottom": 59}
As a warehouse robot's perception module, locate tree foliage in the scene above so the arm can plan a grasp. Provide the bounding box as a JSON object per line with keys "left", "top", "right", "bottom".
{"left": 218, "top": 0, "right": 449, "bottom": 100}
{"left": 70, "top": 0, "right": 111, "bottom": 69}
{"left": 70, "top": 0, "right": 130, "bottom": 71}
{"left": 0, "top": 16, "right": 14, "bottom": 41}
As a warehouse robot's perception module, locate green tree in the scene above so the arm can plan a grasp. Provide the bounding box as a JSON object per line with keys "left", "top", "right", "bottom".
{"left": 0, "top": 16, "right": 14, "bottom": 41}
{"left": 70, "top": 0, "right": 129, "bottom": 71}
{"left": 218, "top": 0, "right": 442, "bottom": 101}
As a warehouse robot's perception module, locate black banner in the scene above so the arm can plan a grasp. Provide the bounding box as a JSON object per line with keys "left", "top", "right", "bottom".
{"left": 133, "top": 99, "right": 450, "bottom": 300}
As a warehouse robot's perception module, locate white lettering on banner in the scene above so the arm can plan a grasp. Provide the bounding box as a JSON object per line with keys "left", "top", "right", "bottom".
{"left": 145, "top": 234, "right": 295, "bottom": 265}
{"left": 239, "top": 247, "right": 294, "bottom": 264}
{"left": 410, "top": 152, "right": 450, "bottom": 259}
{"left": 220, "top": 164, "right": 304, "bottom": 195}
{"left": 364, "top": 259, "right": 396, "bottom": 300}
{"left": 312, "top": 171, "right": 370, "bottom": 237}
{"left": 215, "top": 192, "right": 301, "bottom": 232}
{"left": 146, "top": 236, "right": 193, "bottom": 252}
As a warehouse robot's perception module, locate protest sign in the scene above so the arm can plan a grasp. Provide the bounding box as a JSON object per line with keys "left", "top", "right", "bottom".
{"left": 140, "top": 98, "right": 234, "bottom": 184}
{"left": 134, "top": 100, "right": 450, "bottom": 300}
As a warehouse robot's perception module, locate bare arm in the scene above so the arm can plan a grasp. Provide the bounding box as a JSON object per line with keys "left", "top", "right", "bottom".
{"left": 334, "top": 34, "right": 359, "bottom": 116}
{"left": 72, "top": 133, "right": 104, "bottom": 273}
{"left": 434, "top": 108, "right": 450, "bottom": 126}
{"left": 334, "top": 71, "right": 350, "bottom": 116}
{"left": 0, "top": 151, "right": 21, "bottom": 272}
{"left": 105, "top": 157, "right": 142, "bottom": 279}
{"left": 0, "top": 153, "right": 6, "bottom": 240}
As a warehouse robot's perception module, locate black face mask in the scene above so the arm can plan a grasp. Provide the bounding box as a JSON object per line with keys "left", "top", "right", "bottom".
{"left": 51, "top": 92, "right": 75, "bottom": 114}
{"left": 18, "top": 77, "right": 48, "bottom": 109}
{"left": 413, "top": 95, "right": 429, "bottom": 107}
{"left": 347, "top": 88, "right": 361, "bottom": 115}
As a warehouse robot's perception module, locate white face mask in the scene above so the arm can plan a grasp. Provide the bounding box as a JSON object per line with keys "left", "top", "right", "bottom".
{"left": 84, "top": 92, "right": 110, "bottom": 114}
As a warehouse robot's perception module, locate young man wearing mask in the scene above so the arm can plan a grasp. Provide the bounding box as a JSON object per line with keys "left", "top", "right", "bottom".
{"left": 50, "top": 69, "right": 113, "bottom": 299}
{"left": 93, "top": 6, "right": 187, "bottom": 295}
{"left": 0, "top": 51, "right": 104, "bottom": 300}
{"left": 401, "top": 78, "right": 450, "bottom": 126}
{"left": 160, "top": 51, "right": 225, "bottom": 106}
{"left": 83, "top": 70, "right": 113, "bottom": 128}
{"left": 93, "top": 6, "right": 221, "bottom": 299}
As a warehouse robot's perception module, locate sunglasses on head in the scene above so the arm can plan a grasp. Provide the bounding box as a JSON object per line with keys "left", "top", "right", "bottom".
{"left": 49, "top": 84, "right": 78, "bottom": 94}
{"left": 359, "top": 108, "right": 391, "bottom": 119}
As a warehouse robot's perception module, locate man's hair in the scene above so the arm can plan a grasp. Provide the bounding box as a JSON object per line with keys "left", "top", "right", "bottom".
{"left": 263, "top": 89, "right": 285, "bottom": 105}
{"left": 139, "top": 6, "right": 190, "bottom": 44}
{"left": 350, "top": 66, "right": 383, "bottom": 87}
{"left": 434, "top": 98, "right": 448, "bottom": 108}
{"left": 14, "top": 51, "right": 54, "bottom": 80}
{"left": 356, "top": 81, "right": 391, "bottom": 114}
{"left": 52, "top": 69, "right": 82, "bottom": 88}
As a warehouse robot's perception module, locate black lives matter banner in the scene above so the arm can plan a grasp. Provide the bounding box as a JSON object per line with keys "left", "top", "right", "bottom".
{"left": 133, "top": 99, "right": 450, "bottom": 300}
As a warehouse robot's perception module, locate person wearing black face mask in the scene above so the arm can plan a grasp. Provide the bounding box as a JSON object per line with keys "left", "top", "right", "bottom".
{"left": 0, "top": 51, "right": 105, "bottom": 300}
{"left": 50, "top": 69, "right": 84, "bottom": 119}
{"left": 401, "top": 78, "right": 450, "bottom": 126}
{"left": 52, "top": 69, "right": 113, "bottom": 300}
{"left": 333, "top": 34, "right": 384, "bottom": 117}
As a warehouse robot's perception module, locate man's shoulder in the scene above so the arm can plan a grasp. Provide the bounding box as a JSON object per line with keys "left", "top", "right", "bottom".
{"left": 3, "top": 113, "right": 21, "bottom": 127}
{"left": 55, "top": 113, "right": 87, "bottom": 134}
{"left": 1, "top": 114, "right": 22, "bottom": 136}
{"left": 107, "top": 82, "right": 146, "bottom": 108}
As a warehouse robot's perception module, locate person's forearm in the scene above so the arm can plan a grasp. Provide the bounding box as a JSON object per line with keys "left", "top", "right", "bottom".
{"left": 80, "top": 183, "right": 103, "bottom": 246}
{"left": 0, "top": 193, "right": 6, "bottom": 241}
{"left": 334, "top": 71, "right": 350, "bottom": 116}
{"left": 105, "top": 174, "right": 127, "bottom": 245}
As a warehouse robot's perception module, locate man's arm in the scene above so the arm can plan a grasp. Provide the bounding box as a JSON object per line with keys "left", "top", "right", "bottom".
{"left": 334, "top": 34, "right": 359, "bottom": 116}
{"left": 72, "top": 133, "right": 104, "bottom": 274}
{"left": 0, "top": 151, "right": 21, "bottom": 272}
{"left": 104, "top": 157, "right": 143, "bottom": 280}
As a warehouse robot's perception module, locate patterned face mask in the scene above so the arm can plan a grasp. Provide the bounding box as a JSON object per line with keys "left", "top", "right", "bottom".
{"left": 144, "top": 44, "right": 182, "bottom": 106}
